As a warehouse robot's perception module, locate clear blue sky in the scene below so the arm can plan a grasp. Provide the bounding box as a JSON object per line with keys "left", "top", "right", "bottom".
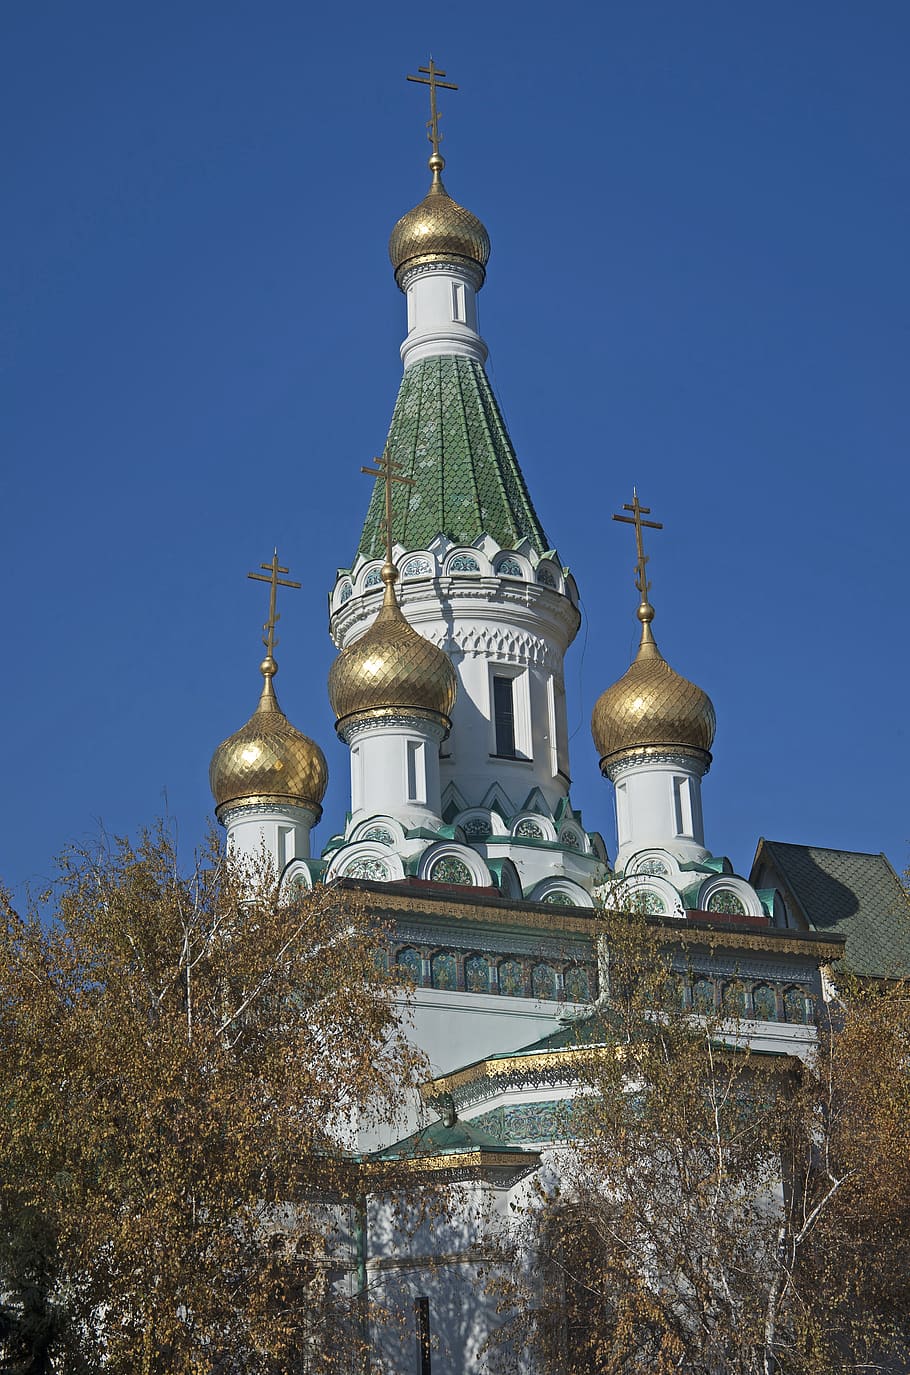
{"left": 3, "top": 2, "right": 908, "bottom": 900}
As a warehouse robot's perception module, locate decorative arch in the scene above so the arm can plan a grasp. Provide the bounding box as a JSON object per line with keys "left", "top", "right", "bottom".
{"left": 697, "top": 876, "right": 764, "bottom": 919}
{"left": 350, "top": 816, "right": 406, "bottom": 848}
{"left": 511, "top": 813, "right": 558, "bottom": 843}
{"left": 417, "top": 842, "right": 491, "bottom": 889}
{"left": 527, "top": 878, "right": 594, "bottom": 909}
{"left": 326, "top": 843, "right": 405, "bottom": 884}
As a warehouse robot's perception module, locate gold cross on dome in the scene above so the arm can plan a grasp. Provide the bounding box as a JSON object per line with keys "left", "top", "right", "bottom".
{"left": 612, "top": 490, "right": 663, "bottom": 605}
{"left": 247, "top": 551, "right": 301, "bottom": 658}
{"left": 407, "top": 58, "right": 458, "bottom": 159}
{"left": 361, "top": 451, "right": 415, "bottom": 567}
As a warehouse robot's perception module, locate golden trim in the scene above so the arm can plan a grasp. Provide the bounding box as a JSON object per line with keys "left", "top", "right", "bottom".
{"left": 362, "top": 1150, "right": 534, "bottom": 1176}
{"left": 425, "top": 1046, "right": 605, "bottom": 1098}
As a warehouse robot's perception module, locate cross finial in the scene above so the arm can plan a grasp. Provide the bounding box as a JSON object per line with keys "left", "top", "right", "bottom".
{"left": 612, "top": 489, "right": 664, "bottom": 610}
{"left": 247, "top": 550, "right": 301, "bottom": 665}
{"left": 361, "top": 451, "right": 416, "bottom": 571}
{"left": 407, "top": 58, "right": 458, "bottom": 164}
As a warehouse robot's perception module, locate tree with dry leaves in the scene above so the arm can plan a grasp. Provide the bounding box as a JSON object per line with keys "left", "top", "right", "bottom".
{"left": 486, "top": 911, "right": 910, "bottom": 1375}
{"left": 0, "top": 825, "right": 424, "bottom": 1374}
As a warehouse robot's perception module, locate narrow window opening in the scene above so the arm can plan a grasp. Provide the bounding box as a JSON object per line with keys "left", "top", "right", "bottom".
{"left": 493, "top": 675, "right": 516, "bottom": 758}
{"left": 673, "top": 775, "right": 693, "bottom": 836}
{"left": 351, "top": 746, "right": 362, "bottom": 810}
{"left": 407, "top": 740, "right": 425, "bottom": 802}
{"left": 277, "top": 825, "right": 295, "bottom": 869}
{"left": 615, "top": 781, "right": 629, "bottom": 844}
{"left": 451, "top": 281, "right": 465, "bottom": 322}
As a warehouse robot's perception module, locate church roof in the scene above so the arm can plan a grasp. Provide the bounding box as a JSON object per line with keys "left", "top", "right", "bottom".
{"left": 750, "top": 840, "right": 910, "bottom": 979}
{"left": 369, "top": 1113, "right": 530, "bottom": 1162}
{"left": 357, "top": 355, "right": 550, "bottom": 561}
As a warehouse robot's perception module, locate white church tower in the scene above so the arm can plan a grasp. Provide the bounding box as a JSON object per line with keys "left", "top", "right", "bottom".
{"left": 326, "top": 65, "right": 605, "bottom": 905}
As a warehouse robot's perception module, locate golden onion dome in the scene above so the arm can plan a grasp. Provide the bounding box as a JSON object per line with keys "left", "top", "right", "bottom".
{"left": 591, "top": 602, "right": 716, "bottom": 771}
{"left": 328, "top": 563, "right": 457, "bottom": 732}
{"left": 389, "top": 154, "right": 490, "bottom": 287}
{"left": 210, "top": 657, "right": 328, "bottom": 819}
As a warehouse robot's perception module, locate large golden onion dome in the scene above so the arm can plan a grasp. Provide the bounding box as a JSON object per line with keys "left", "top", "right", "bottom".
{"left": 329, "top": 563, "right": 457, "bottom": 732}
{"left": 210, "top": 657, "right": 328, "bottom": 819}
{"left": 389, "top": 154, "right": 490, "bottom": 287}
{"left": 591, "top": 602, "right": 715, "bottom": 771}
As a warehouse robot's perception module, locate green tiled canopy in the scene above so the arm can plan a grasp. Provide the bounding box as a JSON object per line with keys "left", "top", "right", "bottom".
{"left": 357, "top": 356, "right": 550, "bottom": 561}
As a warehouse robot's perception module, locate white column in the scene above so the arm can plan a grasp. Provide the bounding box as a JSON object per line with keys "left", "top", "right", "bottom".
{"left": 610, "top": 754, "right": 710, "bottom": 873}
{"left": 399, "top": 262, "right": 488, "bottom": 369}
{"left": 221, "top": 804, "right": 318, "bottom": 872}
{"left": 343, "top": 715, "right": 447, "bottom": 829}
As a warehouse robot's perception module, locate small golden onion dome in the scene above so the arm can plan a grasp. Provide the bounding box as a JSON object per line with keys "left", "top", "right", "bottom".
{"left": 591, "top": 603, "right": 716, "bottom": 770}
{"left": 328, "top": 564, "right": 457, "bottom": 732}
{"left": 210, "top": 657, "right": 328, "bottom": 819}
{"left": 389, "top": 154, "right": 490, "bottom": 287}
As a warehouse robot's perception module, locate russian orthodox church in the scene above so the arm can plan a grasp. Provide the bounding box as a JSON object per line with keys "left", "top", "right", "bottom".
{"left": 206, "top": 68, "right": 910, "bottom": 1372}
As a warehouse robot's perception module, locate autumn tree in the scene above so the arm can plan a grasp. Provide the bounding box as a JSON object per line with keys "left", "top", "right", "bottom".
{"left": 0, "top": 825, "right": 424, "bottom": 1374}
{"left": 486, "top": 911, "right": 910, "bottom": 1375}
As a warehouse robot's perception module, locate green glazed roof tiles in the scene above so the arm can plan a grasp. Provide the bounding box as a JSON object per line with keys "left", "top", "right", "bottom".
{"left": 357, "top": 356, "right": 550, "bottom": 560}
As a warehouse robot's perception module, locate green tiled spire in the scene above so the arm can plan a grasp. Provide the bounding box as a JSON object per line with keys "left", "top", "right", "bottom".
{"left": 357, "top": 356, "right": 550, "bottom": 561}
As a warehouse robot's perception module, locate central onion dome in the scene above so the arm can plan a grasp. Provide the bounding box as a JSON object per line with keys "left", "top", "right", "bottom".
{"left": 389, "top": 153, "right": 490, "bottom": 287}
{"left": 210, "top": 657, "right": 328, "bottom": 819}
{"left": 329, "top": 563, "right": 457, "bottom": 732}
{"left": 591, "top": 602, "right": 716, "bottom": 771}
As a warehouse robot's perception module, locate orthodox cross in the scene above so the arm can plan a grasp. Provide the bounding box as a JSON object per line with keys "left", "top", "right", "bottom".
{"left": 613, "top": 490, "right": 663, "bottom": 605}
{"left": 247, "top": 551, "right": 301, "bottom": 658}
{"left": 407, "top": 58, "right": 458, "bottom": 159}
{"left": 361, "top": 451, "right": 415, "bottom": 566}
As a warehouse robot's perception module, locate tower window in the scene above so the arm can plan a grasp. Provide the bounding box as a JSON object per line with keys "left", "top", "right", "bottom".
{"left": 452, "top": 281, "right": 465, "bottom": 321}
{"left": 673, "top": 775, "right": 693, "bottom": 837}
{"left": 406, "top": 739, "right": 425, "bottom": 803}
{"left": 492, "top": 675, "right": 516, "bottom": 757}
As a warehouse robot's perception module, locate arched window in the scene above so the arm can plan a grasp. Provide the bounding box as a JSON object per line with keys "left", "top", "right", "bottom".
{"left": 431, "top": 951, "right": 457, "bottom": 991}
{"left": 564, "top": 966, "right": 591, "bottom": 1003}
{"left": 722, "top": 980, "right": 747, "bottom": 1017}
{"left": 395, "top": 948, "right": 421, "bottom": 984}
{"left": 784, "top": 986, "right": 808, "bottom": 1024}
{"left": 498, "top": 959, "right": 524, "bottom": 997}
{"left": 429, "top": 855, "right": 473, "bottom": 886}
{"left": 752, "top": 985, "right": 777, "bottom": 1021}
{"left": 692, "top": 978, "right": 715, "bottom": 1014}
{"left": 532, "top": 963, "right": 557, "bottom": 1000}
{"left": 632, "top": 889, "right": 666, "bottom": 916}
{"left": 465, "top": 955, "right": 490, "bottom": 994}
{"left": 707, "top": 889, "right": 748, "bottom": 917}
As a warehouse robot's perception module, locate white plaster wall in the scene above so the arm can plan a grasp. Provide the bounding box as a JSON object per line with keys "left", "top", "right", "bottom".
{"left": 222, "top": 803, "right": 316, "bottom": 868}
{"left": 346, "top": 717, "right": 445, "bottom": 829}
{"left": 400, "top": 263, "right": 488, "bottom": 368}
{"left": 333, "top": 578, "right": 580, "bottom": 821}
{"left": 612, "top": 757, "right": 709, "bottom": 872}
{"left": 408, "top": 988, "right": 565, "bottom": 1080}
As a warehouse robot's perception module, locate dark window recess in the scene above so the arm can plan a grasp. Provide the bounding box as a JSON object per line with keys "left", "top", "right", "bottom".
{"left": 415, "top": 1296, "right": 432, "bottom": 1374}
{"left": 493, "top": 675, "right": 516, "bottom": 757}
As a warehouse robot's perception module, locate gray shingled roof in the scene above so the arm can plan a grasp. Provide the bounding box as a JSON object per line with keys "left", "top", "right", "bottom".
{"left": 751, "top": 840, "right": 910, "bottom": 979}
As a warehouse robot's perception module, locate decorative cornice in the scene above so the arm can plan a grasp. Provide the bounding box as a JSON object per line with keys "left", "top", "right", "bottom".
{"left": 219, "top": 799, "right": 320, "bottom": 825}
{"left": 330, "top": 576, "right": 580, "bottom": 652}
{"left": 398, "top": 259, "right": 486, "bottom": 292}
{"left": 604, "top": 745, "right": 712, "bottom": 779}
{"left": 338, "top": 710, "right": 449, "bottom": 743}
